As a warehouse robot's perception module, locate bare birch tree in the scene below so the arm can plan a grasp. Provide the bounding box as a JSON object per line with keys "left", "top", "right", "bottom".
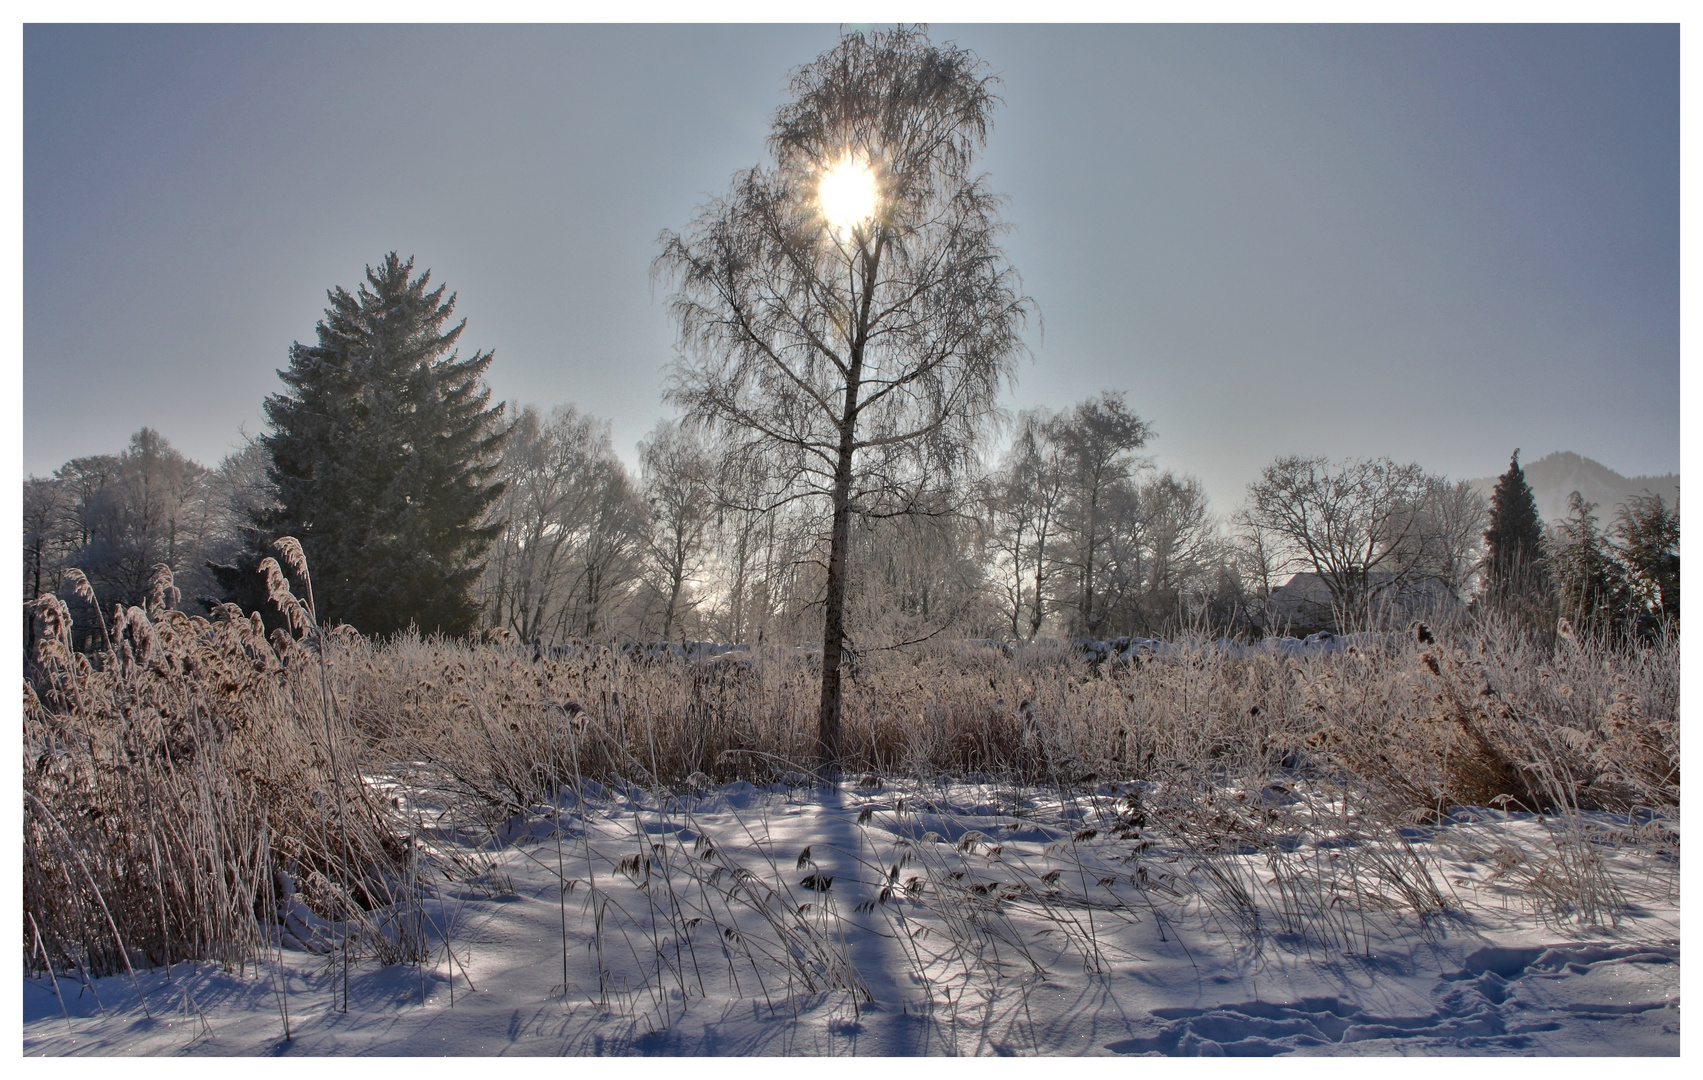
{"left": 657, "top": 27, "right": 1031, "bottom": 773}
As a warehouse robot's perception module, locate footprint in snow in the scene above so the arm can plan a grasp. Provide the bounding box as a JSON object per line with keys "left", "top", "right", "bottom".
{"left": 1106, "top": 941, "right": 1679, "bottom": 1056}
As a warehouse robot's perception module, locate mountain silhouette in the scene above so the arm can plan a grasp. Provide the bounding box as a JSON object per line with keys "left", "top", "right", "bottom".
{"left": 1469, "top": 451, "right": 1678, "bottom": 528}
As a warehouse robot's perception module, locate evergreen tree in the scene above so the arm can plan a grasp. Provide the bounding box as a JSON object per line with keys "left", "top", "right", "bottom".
{"left": 1550, "top": 492, "right": 1629, "bottom": 637}
{"left": 222, "top": 253, "right": 506, "bottom": 637}
{"left": 1480, "top": 449, "right": 1547, "bottom": 610}
{"left": 1613, "top": 492, "right": 1679, "bottom": 631}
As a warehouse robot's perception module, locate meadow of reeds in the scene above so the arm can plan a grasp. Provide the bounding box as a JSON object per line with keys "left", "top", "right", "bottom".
{"left": 23, "top": 553, "right": 1679, "bottom": 1016}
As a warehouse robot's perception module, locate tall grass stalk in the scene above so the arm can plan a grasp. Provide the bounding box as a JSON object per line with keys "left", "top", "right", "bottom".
{"left": 24, "top": 593, "right": 1676, "bottom": 1011}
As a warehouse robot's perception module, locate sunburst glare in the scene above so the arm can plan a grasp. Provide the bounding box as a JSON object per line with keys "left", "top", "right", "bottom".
{"left": 818, "top": 154, "right": 878, "bottom": 233}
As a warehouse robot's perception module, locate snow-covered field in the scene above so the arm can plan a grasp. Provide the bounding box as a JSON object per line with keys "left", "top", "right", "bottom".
{"left": 22, "top": 777, "right": 1680, "bottom": 1057}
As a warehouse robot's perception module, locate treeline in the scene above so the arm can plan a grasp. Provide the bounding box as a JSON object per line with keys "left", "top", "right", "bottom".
{"left": 23, "top": 414, "right": 1677, "bottom": 651}
{"left": 23, "top": 431, "right": 273, "bottom": 649}
{"left": 23, "top": 256, "right": 1677, "bottom": 651}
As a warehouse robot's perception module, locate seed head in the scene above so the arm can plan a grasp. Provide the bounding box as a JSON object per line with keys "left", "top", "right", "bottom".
{"left": 274, "top": 536, "right": 309, "bottom": 579}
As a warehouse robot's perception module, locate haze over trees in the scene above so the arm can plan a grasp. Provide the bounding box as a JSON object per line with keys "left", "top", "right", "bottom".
{"left": 23, "top": 352, "right": 1679, "bottom": 662}
{"left": 976, "top": 396, "right": 1237, "bottom": 643}
{"left": 1472, "top": 450, "right": 1679, "bottom": 528}
{"left": 1612, "top": 492, "right": 1680, "bottom": 628}
{"left": 23, "top": 429, "right": 258, "bottom": 646}
{"left": 636, "top": 420, "right": 716, "bottom": 641}
{"left": 38, "top": 396, "right": 1676, "bottom": 656}
{"left": 20, "top": 27, "right": 1676, "bottom": 683}
{"left": 23, "top": 310, "right": 1678, "bottom": 666}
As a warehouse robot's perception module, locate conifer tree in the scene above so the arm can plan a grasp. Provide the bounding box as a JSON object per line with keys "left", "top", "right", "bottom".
{"left": 1550, "top": 491, "right": 1629, "bottom": 637}
{"left": 1613, "top": 492, "right": 1679, "bottom": 631}
{"left": 1481, "top": 449, "right": 1547, "bottom": 610}
{"left": 221, "top": 253, "right": 506, "bottom": 637}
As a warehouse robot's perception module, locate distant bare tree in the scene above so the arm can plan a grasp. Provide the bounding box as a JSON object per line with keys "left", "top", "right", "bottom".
{"left": 1129, "top": 472, "right": 1223, "bottom": 632}
{"left": 567, "top": 465, "right": 645, "bottom": 641}
{"left": 850, "top": 492, "right": 994, "bottom": 647}
{"left": 657, "top": 27, "right": 1031, "bottom": 772}
{"left": 1048, "top": 392, "right": 1152, "bottom": 636}
{"left": 638, "top": 419, "right": 715, "bottom": 640}
{"left": 1243, "top": 455, "right": 1431, "bottom": 630}
{"left": 695, "top": 443, "right": 821, "bottom": 644}
{"left": 701, "top": 448, "right": 774, "bottom": 643}
{"left": 1231, "top": 505, "right": 1285, "bottom": 632}
{"left": 480, "top": 406, "right": 645, "bottom": 643}
{"left": 1406, "top": 476, "right": 1489, "bottom": 598}
{"left": 23, "top": 476, "right": 70, "bottom": 604}
{"left": 1068, "top": 467, "right": 1228, "bottom": 638}
{"left": 979, "top": 397, "right": 1233, "bottom": 640}
{"left": 69, "top": 429, "right": 219, "bottom": 610}
{"left": 979, "top": 409, "right": 1067, "bottom": 641}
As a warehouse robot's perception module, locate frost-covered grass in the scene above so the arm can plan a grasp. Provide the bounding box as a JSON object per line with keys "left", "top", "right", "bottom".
{"left": 22, "top": 590, "right": 1680, "bottom": 1055}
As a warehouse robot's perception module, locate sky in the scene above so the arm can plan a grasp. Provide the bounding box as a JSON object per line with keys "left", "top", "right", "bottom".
{"left": 22, "top": 23, "right": 1680, "bottom": 512}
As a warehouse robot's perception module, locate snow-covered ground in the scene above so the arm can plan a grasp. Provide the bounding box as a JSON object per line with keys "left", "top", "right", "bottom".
{"left": 22, "top": 778, "right": 1680, "bottom": 1056}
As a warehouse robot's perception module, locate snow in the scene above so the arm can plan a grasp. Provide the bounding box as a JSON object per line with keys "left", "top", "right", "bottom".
{"left": 22, "top": 778, "right": 1680, "bottom": 1057}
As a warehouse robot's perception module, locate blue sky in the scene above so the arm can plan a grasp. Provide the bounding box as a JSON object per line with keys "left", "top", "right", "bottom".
{"left": 23, "top": 23, "right": 1679, "bottom": 507}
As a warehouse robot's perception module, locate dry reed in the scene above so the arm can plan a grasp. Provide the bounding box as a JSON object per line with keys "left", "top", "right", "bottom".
{"left": 23, "top": 569, "right": 1677, "bottom": 993}
{"left": 23, "top": 563, "right": 420, "bottom": 989}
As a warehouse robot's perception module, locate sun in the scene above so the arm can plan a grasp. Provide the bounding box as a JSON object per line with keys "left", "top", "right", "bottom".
{"left": 818, "top": 154, "right": 879, "bottom": 233}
